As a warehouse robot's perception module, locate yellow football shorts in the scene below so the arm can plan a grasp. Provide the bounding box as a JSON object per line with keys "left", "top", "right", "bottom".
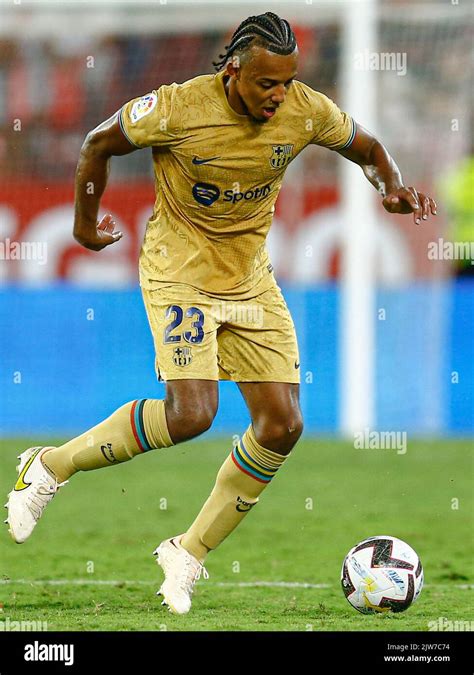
{"left": 141, "top": 280, "right": 300, "bottom": 383}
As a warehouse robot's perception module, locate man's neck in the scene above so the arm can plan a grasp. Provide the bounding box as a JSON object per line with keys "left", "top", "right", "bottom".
{"left": 223, "top": 74, "right": 248, "bottom": 116}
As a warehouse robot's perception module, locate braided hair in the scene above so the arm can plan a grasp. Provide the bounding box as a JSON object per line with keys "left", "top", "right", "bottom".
{"left": 213, "top": 12, "right": 297, "bottom": 71}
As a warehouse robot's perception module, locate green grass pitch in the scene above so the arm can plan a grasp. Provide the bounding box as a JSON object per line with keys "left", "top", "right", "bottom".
{"left": 0, "top": 437, "right": 472, "bottom": 631}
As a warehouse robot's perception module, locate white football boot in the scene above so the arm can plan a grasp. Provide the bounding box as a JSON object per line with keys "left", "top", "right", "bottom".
{"left": 154, "top": 535, "right": 209, "bottom": 614}
{"left": 5, "top": 446, "right": 68, "bottom": 543}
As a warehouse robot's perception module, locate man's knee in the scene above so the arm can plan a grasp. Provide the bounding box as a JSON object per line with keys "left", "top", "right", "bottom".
{"left": 253, "top": 412, "right": 304, "bottom": 454}
{"left": 165, "top": 383, "right": 218, "bottom": 443}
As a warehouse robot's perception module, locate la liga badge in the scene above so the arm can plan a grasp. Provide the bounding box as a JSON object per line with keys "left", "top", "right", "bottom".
{"left": 130, "top": 93, "right": 158, "bottom": 123}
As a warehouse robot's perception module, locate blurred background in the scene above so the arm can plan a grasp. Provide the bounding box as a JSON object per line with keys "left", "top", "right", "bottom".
{"left": 0, "top": 0, "right": 472, "bottom": 437}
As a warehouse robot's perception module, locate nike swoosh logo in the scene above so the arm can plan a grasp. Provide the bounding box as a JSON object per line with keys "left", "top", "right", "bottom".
{"left": 192, "top": 156, "right": 220, "bottom": 165}
{"left": 14, "top": 448, "right": 42, "bottom": 491}
{"left": 100, "top": 443, "right": 117, "bottom": 464}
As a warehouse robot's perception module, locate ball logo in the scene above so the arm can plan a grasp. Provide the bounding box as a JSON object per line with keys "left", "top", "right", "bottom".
{"left": 192, "top": 183, "right": 220, "bottom": 206}
{"left": 384, "top": 569, "right": 406, "bottom": 593}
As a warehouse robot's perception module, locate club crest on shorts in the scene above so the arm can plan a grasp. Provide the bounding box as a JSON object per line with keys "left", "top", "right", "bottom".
{"left": 172, "top": 346, "right": 193, "bottom": 367}
{"left": 269, "top": 144, "right": 294, "bottom": 169}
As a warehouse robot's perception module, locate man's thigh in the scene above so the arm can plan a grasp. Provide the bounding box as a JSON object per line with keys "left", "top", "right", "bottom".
{"left": 142, "top": 281, "right": 300, "bottom": 384}
{"left": 142, "top": 284, "right": 220, "bottom": 381}
{"left": 217, "top": 283, "right": 300, "bottom": 383}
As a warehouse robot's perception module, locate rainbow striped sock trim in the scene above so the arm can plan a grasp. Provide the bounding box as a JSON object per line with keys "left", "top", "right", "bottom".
{"left": 231, "top": 439, "right": 278, "bottom": 484}
{"left": 130, "top": 399, "right": 153, "bottom": 452}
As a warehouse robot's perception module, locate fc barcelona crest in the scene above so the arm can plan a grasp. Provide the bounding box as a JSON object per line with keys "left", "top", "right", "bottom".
{"left": 172, "top": 346, "right": 193, "bottom": 367}
{"left": 269, "top": 144, "right": 294, "bottom": 169}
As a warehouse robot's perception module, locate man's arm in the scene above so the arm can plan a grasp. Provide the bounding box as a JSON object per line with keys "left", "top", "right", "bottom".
{"left": 337, "top": 123, "right": 437, "bottom": 225}
{"left": 74, "top": 113, "right": 138, "bottom": 251}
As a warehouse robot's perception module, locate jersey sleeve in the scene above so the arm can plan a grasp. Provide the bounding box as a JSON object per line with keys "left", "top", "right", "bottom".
{"left": 308, "top": 90, "right": 356, "bottom": 151}
{"left": 118, "top": 85, "right": 180, "bottom": 148}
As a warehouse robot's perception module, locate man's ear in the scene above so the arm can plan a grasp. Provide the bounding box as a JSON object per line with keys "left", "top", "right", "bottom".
{"left": 226, "top": 57, "right": 241, "bottom": 80}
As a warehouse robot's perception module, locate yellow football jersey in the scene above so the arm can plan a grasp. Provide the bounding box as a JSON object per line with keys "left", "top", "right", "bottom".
{"left": 119, "top": 69, "right": 355, "bottom": 299}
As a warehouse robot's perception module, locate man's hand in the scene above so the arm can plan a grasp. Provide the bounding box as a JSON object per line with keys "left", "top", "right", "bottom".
{"left": 74, "top": 214, "right": 123, "bottom": 251}
{"left": 337, "top": 125, "right": 438, "bottom": 226}
{"left": 383, "top": 187, "right": 437, "bottom": 225}
{"left": 73, "top": 114, "right": 136, "bottom": 251}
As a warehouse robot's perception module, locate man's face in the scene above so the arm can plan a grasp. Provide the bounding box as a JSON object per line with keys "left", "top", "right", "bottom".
{"left": 226, "top": 45, "right": 299, "bottom": 123}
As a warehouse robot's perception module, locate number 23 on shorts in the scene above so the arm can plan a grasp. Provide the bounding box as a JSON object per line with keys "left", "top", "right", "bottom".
{"left": 163, "top": 305, "right": 205, "bottom": 345}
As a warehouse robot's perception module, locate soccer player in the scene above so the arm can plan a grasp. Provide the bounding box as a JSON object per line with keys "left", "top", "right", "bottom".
{"left": 6, "top": 12, "right": 436, "bottom": 614}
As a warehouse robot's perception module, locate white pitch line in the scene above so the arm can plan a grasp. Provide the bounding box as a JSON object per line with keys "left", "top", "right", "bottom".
{"left": 0, "top": 579, "right": 330, "bottom": 588}
{"left": 0, "top": 579, "right": 472, "bottom": 589}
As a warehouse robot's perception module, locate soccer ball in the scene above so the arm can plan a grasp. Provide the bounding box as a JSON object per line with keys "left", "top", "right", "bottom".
{"left": 341, "top": 535, "right": 423, "bottom": 614}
